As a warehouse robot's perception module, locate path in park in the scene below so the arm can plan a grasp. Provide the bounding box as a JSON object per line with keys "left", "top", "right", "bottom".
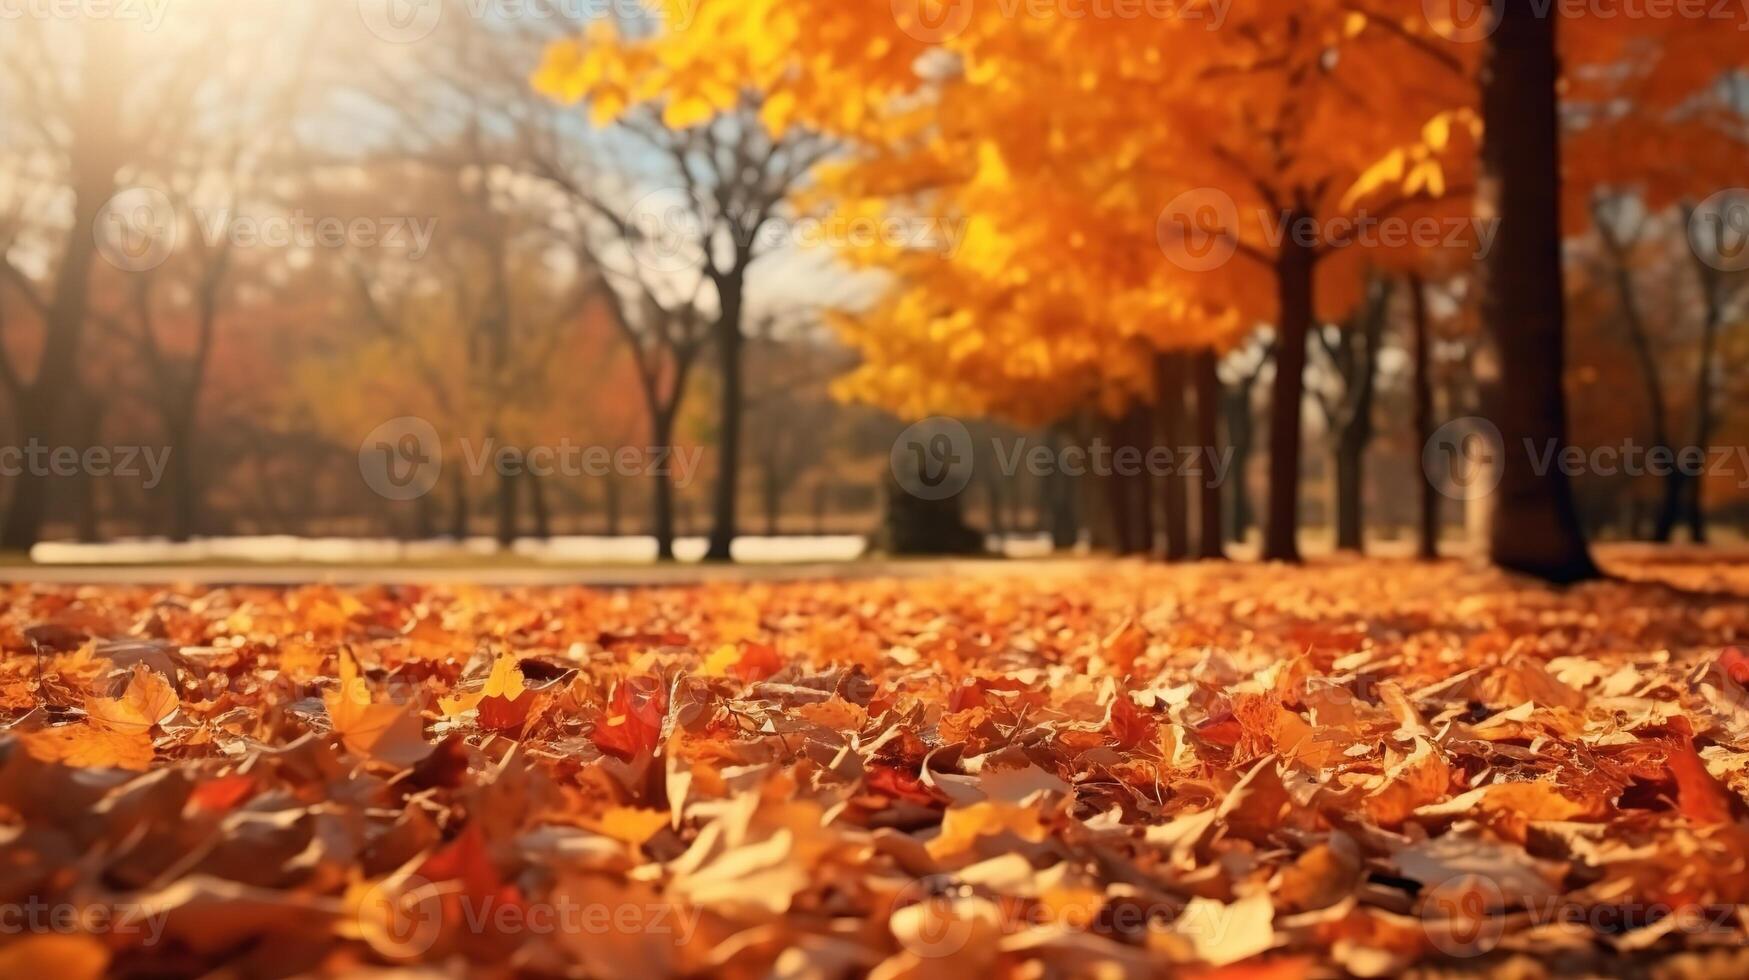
{"left": 2, "top": 541, "right": 1739, "bottom": 589}
{"left": 0, "top": 557, "right": 1064, "bottom": 587}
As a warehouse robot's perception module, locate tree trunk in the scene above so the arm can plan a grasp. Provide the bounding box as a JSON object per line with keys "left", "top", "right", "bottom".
{"left": 1316, "top": 283, "right": 1386, "bottom": 555}
{"left": 705, "top": 281, "right": 745, "bottom": 561}
{"left": 495, "top": 464, "right": 519, "bottom": 548}
{"left": 1124, "top": 405, "right": 1155, "bottom": 554}
{"left": 1664, "top": 463, "right": 1698, "bottom": 544}
{"left": 982, "top": 467, "right": 1007, "bottom": 543}
{"left": 1479, "top": 0, "right": 1598, "bottom": 583}
{"left": 1224, "top": 384, "right": 1255, "bottom": 544}
{"left": 651, "top": 411, "right": 678, "bottom": 561}
{"left": 876, "top": 468, "right": 984, "bottom": 556}
{"left": 1044, "top": 428, "right": 1080, "bottom": 550}
{"left": 1684, "top": 202, "right": 1725, "bottom": 544}
{"left": 762, "top": 463, "right": 783, "bottom": 537}
{"left": 0, "top": 27, "right": 123, "bottom": 552}
{"left": 604, "top": 475, "right": 622, "bottom": 536}
{"left": 527, "top": 472, "right": 551, "bottom": 540}
{"left": 71, "top": 394, "right": 106, "bottom": 544}
{"left": 413, "top": 489, "right": 436, "bottom": 539}
{"left": 1103, "top": 414, "right": 1150, "bottom": 554}
{"left": 1410, "top": 275, "right": 1440, "bottom": 560}
{"left": 166, "top": 428, "right": 198, "bottom": 543}
{"left": 1156, "top": 353, "right": 1191, "bottom": 560}
{"left": 1263, "top": 228, "right": 1315, "bottom": 562}
{"left": 1333, "top": 435, "right": 1363, "bottom": 552}
{"left": 1595, "top": 202, "right": 1678, "bottom": 543}
{"left": 1192, "top": 348, "right": 1226, "bottom": 560}
{"left": 448, "top": 469, "right": 470, "bottom": 540}
{"left": 1101, "top": 463, "right": 1133, "bottom": 554}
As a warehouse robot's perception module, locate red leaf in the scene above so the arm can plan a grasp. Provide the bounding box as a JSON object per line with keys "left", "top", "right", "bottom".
{"left": 866, "top": 764, "right": 939, "bottom": 805}
{"left": 590, "top": 676, "right": 668, "bottom": 760}
{"left": 1196, "top": 712, "right": 1244, "bottom": 748}
{"left": 731, "top": 641, "right": 782, "bottom": 683}
{"left": 188, "top": 775, "right": 256, "bottom": 814}
{"left": 476, "top": 690, "right": 535, "bottom": 732}
{"left": 1107, "top": 694, "right": 1157, "bottom": 750}
{"left": 1663, "top": 735, "right": 1737, "bottom": 825}
{"left": 415, "top": 824, "right": 526, "bottom": 945}
{"left": 1718, "top": 647, "right": 1749, "bottom": 688}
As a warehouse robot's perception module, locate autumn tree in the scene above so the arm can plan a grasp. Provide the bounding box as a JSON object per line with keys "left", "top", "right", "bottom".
{"left": 536, "top": 18, "right": 836, "bottom": 560}
{"left": 587, "top": 258, "right": 712, "bottom": 559}
{"left": 0, "top": 7, "right": 330, "bottom": 549}
{"left": 1563, "top": 47, "right": 1749, "bottom": 542}
{"left": 334, "top": 14, "right": 613, "bottom": 547}
{"left": 628, "top": 3, "right": 1486, "bottom": 563}
{"left": 745, "top": 311, "right": 845, "bottom": 537}
{"left": 0, "top": 19, "right": 130, "bottom": 550}
{"left": 90, "top": 35, "right": 316, "bottom": 541}
{"left": 1679, "top": 192, "right": 1749, "bottom": 541}
{"left": 1312, "top": 276, "right": 1393, "bottom": 553}
{"left": 1407, "top": 272, "right": 1440, "bottom": 559}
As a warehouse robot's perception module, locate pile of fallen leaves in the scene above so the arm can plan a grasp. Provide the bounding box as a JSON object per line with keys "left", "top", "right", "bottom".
{"left": 5, "top": 556, "right": 1749, "bottom": 978}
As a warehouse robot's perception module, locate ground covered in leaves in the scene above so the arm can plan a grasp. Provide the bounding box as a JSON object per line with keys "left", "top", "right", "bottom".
{"left": 5, "top": 556, "right": 1749, "bottom": 979}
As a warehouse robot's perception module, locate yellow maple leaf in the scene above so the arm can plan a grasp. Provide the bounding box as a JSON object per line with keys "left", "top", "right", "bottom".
{"left": 589, "top": 806, "right": 671, "bottom": 845}
{"left": 86, "top": 663, "right": 179, "bottom": 735}
{"left": 324, "top": 650, "right": 432, "bottom": 768}
{"left": 926, "top": 802, "right": 1047, "bottom": 861}
{"left": 21, "top": 723, "right": 154, "bottom": 771}
{"left": 699, "top": 644, "right": 742, "bottom": 677}
{"left": 439, "top": 652, "right": 526, "bottom": 716}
